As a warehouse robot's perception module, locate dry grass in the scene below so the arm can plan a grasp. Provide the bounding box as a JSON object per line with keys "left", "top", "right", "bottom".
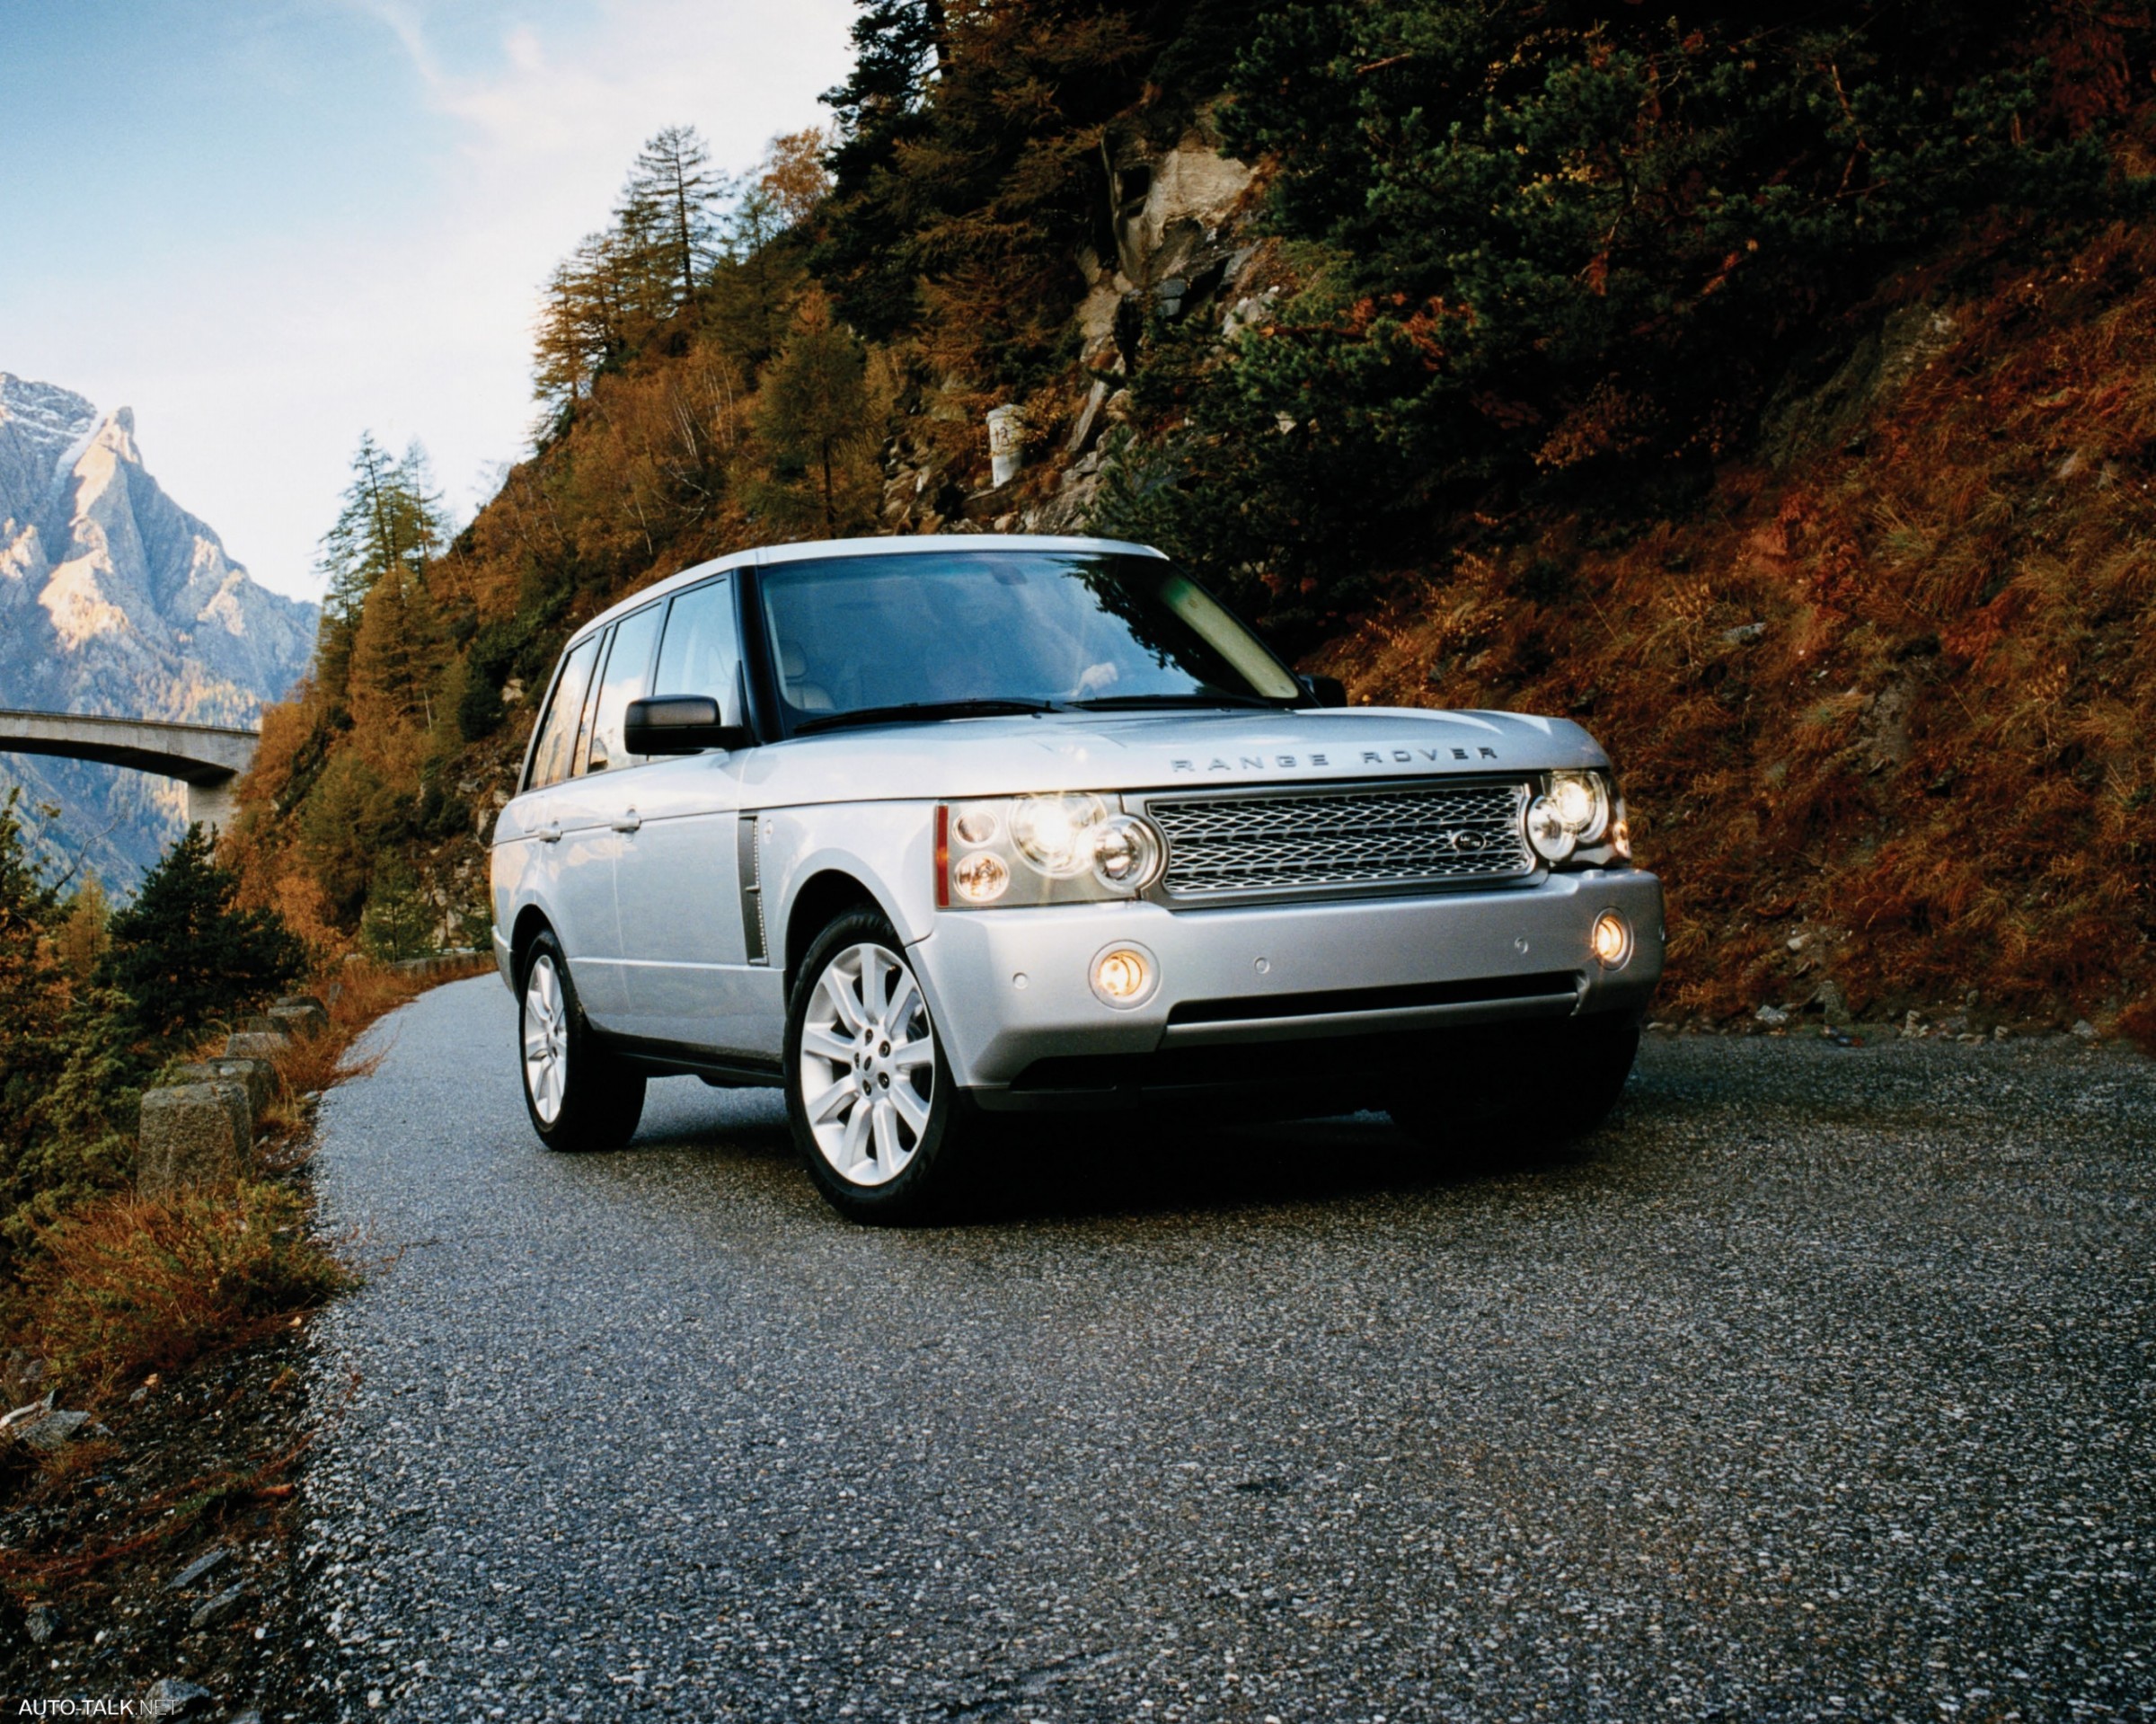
{"left": 1317, "top": 223, "right": 2156, "bottom": 1045}
{"left": 7, "top": 956, "right": 490, "bottom": 1408}
{"left": 19, "top": 1182, "right": 350, "bottom": 1401}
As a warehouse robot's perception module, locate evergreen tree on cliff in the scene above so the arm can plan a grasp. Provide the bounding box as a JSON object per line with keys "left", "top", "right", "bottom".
{"left": 99, "top": 827, "right": 305, "bottom": 1044}
{"left": 618, "top": 125, "right": 725, "bottom": 312}
{"left": 314, "top": 435, "right": 453, "bottom": 702}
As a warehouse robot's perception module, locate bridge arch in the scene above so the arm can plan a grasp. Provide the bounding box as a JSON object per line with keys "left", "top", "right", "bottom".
{"left": 0, "top": 709, "right": 258, "bottom": 830}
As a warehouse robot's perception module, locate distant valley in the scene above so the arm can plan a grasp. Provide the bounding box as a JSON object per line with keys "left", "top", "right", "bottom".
{"left": 0, "top": 374, "right": 316, "bottom": 887}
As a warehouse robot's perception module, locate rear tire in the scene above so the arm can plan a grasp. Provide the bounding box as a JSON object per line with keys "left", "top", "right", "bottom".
{"left": 1387, "top": 1012, "right": 1639, "bottom": 1159}
{"left": 519, "top": 931, "right": 646, "bottom": 1152}
{"left": 785, "top": 909, "right": 969, "bottom": 1224}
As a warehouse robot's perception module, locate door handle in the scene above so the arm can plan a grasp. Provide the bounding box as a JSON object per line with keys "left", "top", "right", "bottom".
{"left": 611, "top": 810, "right": 642, "bottom": 834}
{"left": 536, "top": 824, "right": 562, "bottom": 844}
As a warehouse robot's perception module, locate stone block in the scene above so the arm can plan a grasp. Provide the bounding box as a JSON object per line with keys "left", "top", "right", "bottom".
{"left": 267, "top": 999, "right": 329, "bottom": 1037}
{"left": 172, "top": 1057, "right": 277, "bottom": 1114}
{"left": 138, "top": 1082, "right": 252, "bottom": 1193}
{"left": 224, "top": 1030, "right": 290, "bottom": 1059}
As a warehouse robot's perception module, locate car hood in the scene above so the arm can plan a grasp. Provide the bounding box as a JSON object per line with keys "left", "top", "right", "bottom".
{"left": 736, "top": 705, "right": 1612, "bottom": 805}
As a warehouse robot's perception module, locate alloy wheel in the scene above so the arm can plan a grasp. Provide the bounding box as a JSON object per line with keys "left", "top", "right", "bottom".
{"left": 797, "top": 942, "right": 936, "bottom": 1186}
{"left": 523, "top": 954, "right": 568, "bottom": 1126}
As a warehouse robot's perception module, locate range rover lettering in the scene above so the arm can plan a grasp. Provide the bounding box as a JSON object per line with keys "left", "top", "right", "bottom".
{"left": 490, "top": 535, "right": 1665, "bottom": 1222}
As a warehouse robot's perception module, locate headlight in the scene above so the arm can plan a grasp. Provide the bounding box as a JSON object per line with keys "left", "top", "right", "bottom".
{"left": 1526, "top": 795, "right": 1575, "bottom": 862}
{"left": 1527, "top": 769, "right": 1619, "bottom": 866}
{"left": 939, "top": 795, "right": 1166, "bottom": 907}
{"left": 1091, "top": 815, "right": 1163, "bottom": 891}
{"left": 1008, "top": 793, "right": 1108, "bottom": 878}
{"left": 950, "top": 851, "right": 1010, "bottom": 904}
{"left": 1547, "top": 770, "right": 1610, "bottom": 844}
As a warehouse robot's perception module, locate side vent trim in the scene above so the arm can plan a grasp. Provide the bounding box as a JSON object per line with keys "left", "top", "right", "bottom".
{"left": 738, "top": 813, "right": 768, "bottom": 966}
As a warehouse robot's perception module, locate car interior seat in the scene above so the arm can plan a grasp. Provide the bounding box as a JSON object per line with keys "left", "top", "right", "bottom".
{"left": 777, "top": 640, "right": 835, "bottom": 712}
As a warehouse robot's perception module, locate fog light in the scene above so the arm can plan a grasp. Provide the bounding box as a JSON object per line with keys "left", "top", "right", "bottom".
{"left": 951, "top": 852, "right": 1010, "bottom": 904}
{"left": 1091, "top": 944, "right": 1158, "bottom": 1008}
{"left": 1591, "top": 910, "right": 1631, "bottom": 969}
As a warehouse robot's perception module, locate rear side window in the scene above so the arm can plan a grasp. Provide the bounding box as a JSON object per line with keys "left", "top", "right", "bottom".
{"left": 526, "top": 635, "right": 599, "bottom": 791}
{"left": 653, "top": 579, "right": 740, "bottom": 707}
{"left": 580, "top": 604, "right": 664, "bottom": 774}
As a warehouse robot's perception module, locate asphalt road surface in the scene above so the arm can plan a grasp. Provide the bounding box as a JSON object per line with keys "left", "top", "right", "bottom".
{"left": 300, "top": 977, "right": 2155, "bottom": 1721}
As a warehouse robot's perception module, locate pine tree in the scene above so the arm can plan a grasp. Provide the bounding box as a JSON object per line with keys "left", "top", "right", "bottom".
{"left": 98, "top": 826, "right": 306, "bottom": 1045}
{"left": 0, "top": 791, "right": 68, "bottom": 1151}
{"left": 314, "top": 434, "right": 454, "bottom": 699}
{"left": 618, "top": 125, "right": 725, "bottom": 312}
{"left": 349, "top": 557, "right": 448, "bottom": 732}
{"left": 754, "top": 293, "right": 877, "bottom": 535}
{"left": 813, "top": 0, "right": 950, "bottom": 338}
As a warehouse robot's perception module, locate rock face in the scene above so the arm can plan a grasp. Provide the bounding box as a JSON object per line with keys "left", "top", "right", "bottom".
{"left": 879, "top": 122, "right": 1268, "bottom": 538}
{"left": 0, "top": 374, "right": 317, "bottom": 884}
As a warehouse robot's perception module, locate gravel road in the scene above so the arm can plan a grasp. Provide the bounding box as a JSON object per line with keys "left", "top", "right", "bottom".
{"left": 299, "top": 977, "right": 2155, "bottom": 1721}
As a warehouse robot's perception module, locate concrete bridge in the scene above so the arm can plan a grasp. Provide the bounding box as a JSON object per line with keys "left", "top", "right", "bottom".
{"left": 0, "top": 708, "right": 258, "bottom": 830}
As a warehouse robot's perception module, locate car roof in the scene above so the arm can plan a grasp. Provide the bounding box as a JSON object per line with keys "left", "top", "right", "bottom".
{"left": 569, "top": 533, "right": 1167, "bottom": 647}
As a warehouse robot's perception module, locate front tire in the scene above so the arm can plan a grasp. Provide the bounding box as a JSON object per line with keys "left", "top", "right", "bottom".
{"left": 785, "top": 910, "right": 968, "bottom": 1224}
{"left": 1387, "top": 1012, "right": 1639, "bottom": 1159}
{"left": 519, "top": 932, "right": 646, "bottom": 1152}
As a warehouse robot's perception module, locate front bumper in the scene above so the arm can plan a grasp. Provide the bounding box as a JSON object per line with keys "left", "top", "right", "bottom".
{"left": 906, "top": 870, "right": 1664, "bottom": 1101}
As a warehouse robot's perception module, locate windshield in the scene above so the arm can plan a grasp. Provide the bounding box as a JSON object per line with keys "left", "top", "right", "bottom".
{"left": 755, "top": 550, "right": 1301, "bottom": 733}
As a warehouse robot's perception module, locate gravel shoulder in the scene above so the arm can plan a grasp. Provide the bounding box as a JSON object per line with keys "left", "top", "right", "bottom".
{"left": 300, "top": 977, "right": 2156, "bottom": 1721}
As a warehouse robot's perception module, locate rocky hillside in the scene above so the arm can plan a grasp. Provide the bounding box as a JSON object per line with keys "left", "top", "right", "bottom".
{"left": 227, "top": 2, "right": 2156, "bottom": 1042}
{"left": 0, "top": 375, "right": 317, "bottom": 885}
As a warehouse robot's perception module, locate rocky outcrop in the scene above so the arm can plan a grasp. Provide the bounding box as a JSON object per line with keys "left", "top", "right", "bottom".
{"left": 875, "top": 123, "right": 1273, "bottom": 539}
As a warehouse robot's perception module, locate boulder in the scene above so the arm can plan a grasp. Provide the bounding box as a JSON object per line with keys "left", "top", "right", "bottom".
{"left": 269, "top": 995, "right": 330, "bottom": 1036}
{"left": 172, "top": 1057, "right": 277, "bottom": 1114}
{"left": 25, "top": 1603, "right": 58, "bottom": 1644}
{"left": 224, "top": 1028, "right": 290, "bottom": 1059}
{"left": 138, "top": 1081, "right": 252, "bottom": 1192}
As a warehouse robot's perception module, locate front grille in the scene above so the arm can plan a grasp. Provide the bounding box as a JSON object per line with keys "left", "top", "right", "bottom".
{"left": 1144, "top": 781, "right": 1533, "bottom": 898}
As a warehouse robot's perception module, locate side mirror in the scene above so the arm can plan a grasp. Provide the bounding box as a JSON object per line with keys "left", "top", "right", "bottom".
{"left": 1299, "top": 673, "right": 1348, "bottom": 709}
{"left": 624, "top": 695, "right": 753, "bottom": 755}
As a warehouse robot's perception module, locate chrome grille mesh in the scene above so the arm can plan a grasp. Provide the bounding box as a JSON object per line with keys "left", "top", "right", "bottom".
{"left": 1146, "top": 782, "right": 1533, "bottom": 897}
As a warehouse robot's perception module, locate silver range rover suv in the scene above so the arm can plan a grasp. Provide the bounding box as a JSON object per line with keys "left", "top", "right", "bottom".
{"left": 490, "top": 535, "right": 1664, "bottom": 1222}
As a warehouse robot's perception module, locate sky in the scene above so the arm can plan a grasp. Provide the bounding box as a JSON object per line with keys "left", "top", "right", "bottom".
{"left": 0, "top": 0, "right": 856, "bottom": 602}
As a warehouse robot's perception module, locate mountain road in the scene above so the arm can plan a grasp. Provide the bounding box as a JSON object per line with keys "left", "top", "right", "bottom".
{"left": 298, "top": 975, "right": 2155, "bottom": 1720}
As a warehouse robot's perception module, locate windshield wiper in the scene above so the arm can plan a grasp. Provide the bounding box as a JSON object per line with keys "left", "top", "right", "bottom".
{"left": 1068, "top": 691, "right": 1288, "bottom": 711}
{"left": 791, "top": 698, "right": 1065, "bottom": 736}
